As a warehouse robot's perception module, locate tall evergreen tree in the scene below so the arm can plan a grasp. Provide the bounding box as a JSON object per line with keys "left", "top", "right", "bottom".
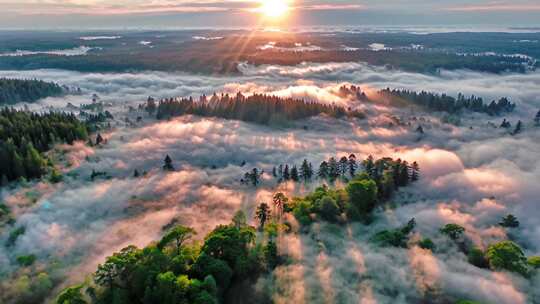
{"left": 411, "top": 162, "right": 420, "bottom": 181}
{"left": 282, "top": 165, "right": 290, "bottom": 180}
{"left": 290, "top": 166, "right": 299, "bottom": 182}
{"left": 348, "top": 154, "right": 358, "bottom": 177}
{"left": 163, "top": 155, "right": 174, "bottom": 171}
{"left": 300, "top": 159, "right": 312, "bottom": 182}
{"left": 339, "top": 156, "right": 348, "bottom": 177}
{"left": 328, "top": 157, "right": 339, "bottom": 180}
{"left": 318, "top": 161, "right": 329, "bottom": 180}
{"left": 255, "top": 203, "right": 271, "bottom": 230}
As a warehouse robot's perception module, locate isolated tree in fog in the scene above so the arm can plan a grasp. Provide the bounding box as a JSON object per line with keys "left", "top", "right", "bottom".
{"left": 440, "top": 224, "right": 465, "bottom": 240}
{"left": 96, "top": 133, "right": 104, "bottom": 145}
{"left": 535, "top": 110, "right": 540, "bottom": 126}
{"left": 512, "top": 120, "right": 522, "bottom": 135}
{"left": 272, "top": 192, "right": 288, "bottom": 219}
{"left": 255, "top": 203, "right": 271, "bottom": 230}
{"left": 499, "top": 214, "right": 519, "bottom": 228}
{"left": 158, "top": 226, "right": 196, "bottom": 255}
{"left": 163, "top": 155, "right": 174, "bottom": 171}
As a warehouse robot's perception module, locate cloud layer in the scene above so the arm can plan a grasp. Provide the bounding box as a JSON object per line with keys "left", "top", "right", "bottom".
{"left": 0, "top": 62, "right": 540, "bottom": 303}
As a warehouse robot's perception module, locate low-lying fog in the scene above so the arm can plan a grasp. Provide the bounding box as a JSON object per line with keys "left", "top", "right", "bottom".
{"left": 0, "top": 63, "right": 539, "bottom": 303}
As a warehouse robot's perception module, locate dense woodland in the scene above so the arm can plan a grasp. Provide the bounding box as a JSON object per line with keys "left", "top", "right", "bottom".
{"left": 54, "top": 156, "right": 539, "bottom": 304}
{"left": 0, "top": 78, "right": 64, "bottom": 105}
{"left": 0, "top": 108, "right": 88, "bottom": 182}
{"left": 53, "top": 216, "right": 278, "bottom": 304}
{"left": 145, "top": 93, "right": 365, "bottom": 125}
{"left": 339, "top": 85, "right": 516, "bottom": 115}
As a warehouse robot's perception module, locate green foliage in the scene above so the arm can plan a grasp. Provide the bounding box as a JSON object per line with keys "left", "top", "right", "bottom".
{"left": 6, "top": 226, "right": 25, "bottom": 246}
{"left": 0, "top": 78, "right": 64, "bottom": 105}
{"left": 56, "top": 284, "right": 87, "bottom": 304}
{"left": 318, "top": 196, "right": 341, "bottom": 222}
{"left": 528, "top": 256, "right": 540, "bottom": 269}
{"left": 154, "top": 93, "right": 364, "bottom": 125}
{"left": 379, "top": 88, "right": 515, "bottom": 115}
{"left": 16, "top": 254, "right": 36, "bottom": 267}
{"left": 157, "top": 226, "right": 196, "bottom": 255}
{"left": 255, "top": 203, "right": 271, "bottom": 230}
{"left": 418, "top": 238, "right": 435, "bottom": 251}
{"left": 59, "top": 220, "right": 277, "bottom": 304}
{"left": 370, "top": 230, "right": 409, "bottom": 248}
{"left": 456, "top": 301, "right": 483, "bottom": 304}
{"left": 468, "top": 248, "right": 489, "bottom": 269}
{"left": 370, "top": 219, "right": 416, "bottom": 248}
{"left": 440, "top": 224, "right": 465, "bottom": 240}
{"left": 0, "top": 108, "right": 88, "bottom": 182}
{"left": 346, "top": 179, "right": 378, "bottom": 215}
{"left": 49, "top": 168, "right": 64, "bottom": 183}
{"left": 486, "top": 241, "right": 529, "bottom": 276}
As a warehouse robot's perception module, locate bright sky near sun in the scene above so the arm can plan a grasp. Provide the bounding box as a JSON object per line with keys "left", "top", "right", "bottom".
{"left": 0, "top": 0, "right": 539, "bottom": 28}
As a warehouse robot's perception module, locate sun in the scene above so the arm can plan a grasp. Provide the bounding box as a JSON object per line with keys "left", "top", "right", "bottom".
{"left": 259, "top": 0, "right": 290, "bottom": 18}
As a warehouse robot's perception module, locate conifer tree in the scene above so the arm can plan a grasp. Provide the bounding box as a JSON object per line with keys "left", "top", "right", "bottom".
{"left": 163, "top": 155, "right": 174, "bottom": 171}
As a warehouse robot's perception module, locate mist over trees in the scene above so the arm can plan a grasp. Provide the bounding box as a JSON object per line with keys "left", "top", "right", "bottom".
{"left": 339, "top": 85, "right": 516, "bottom": 116}
{"left": 55, "top": 218, "right": 278, "bottom": 304}
{"left": 0, "top": 78, "right": 64, "bottom": 104}
{"left": 0, "top": 108, "right": 88, "bottom": 182}
{"left": 147, "top": 92, "right": 365, "bottom": 125}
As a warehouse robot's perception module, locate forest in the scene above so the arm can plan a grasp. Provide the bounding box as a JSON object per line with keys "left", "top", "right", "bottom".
{"left": 53, "top": 154, "right": 540, "bottom": 304}
{"left": 53, "top": 218, "right": 278, "bottom": 304}
{"left": 148, "top": 93, "right": 365, "bottom": 125}
{"left": 0, "top": 108, "right": 88, "bottom": 183}
{"left": 0, "top": 78, "right": 65, "bottom": 104}
{"left": 339, "top": 85, "right": 516, "bottom": 115}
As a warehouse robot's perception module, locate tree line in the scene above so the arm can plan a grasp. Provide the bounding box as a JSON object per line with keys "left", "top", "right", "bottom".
{"left": 144, "top": 92, "right": 365, "bottom": 125}
{"left": 54, "top": 215, "right": 279, "bottom": 304}
{"left": 0, "top": 108, "right": 88, "bottom": 183}
{"left": 251, "top": 156, "right": 419, "bottom": 228}
{"left": 245, "top": 155, "right": 419, "bottom": 201}
{"left": 0, "top": 78, "right": 64, "bottom": 104}
{"left": 339, "top": 85, "right": 516, "bottom": 116}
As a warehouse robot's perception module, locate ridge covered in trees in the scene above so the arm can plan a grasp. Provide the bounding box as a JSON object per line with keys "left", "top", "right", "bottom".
{"left": 339, "top": 85, "right": 516, "bottom": 116}
{"left": 0, "top": 108, "right": 88, "bottom": 182}
{"left": 244, "top": 155, "right": 419, "bottom": 201}
{"left": 145, "top": 92, "right": 365, "bottom": 125}
{"left": 0, "top": 78, "right": 65, "bottom": 105}
{"left": 247, "top": 156, "right": 420, "bottom": 226}
{"left": 54, "top": 216, "right": 278, "bottom": 304}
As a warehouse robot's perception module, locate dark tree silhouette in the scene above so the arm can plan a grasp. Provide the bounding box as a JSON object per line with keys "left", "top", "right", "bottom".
{"left": 163, "top": 155, "right": 174, "bottom": 171}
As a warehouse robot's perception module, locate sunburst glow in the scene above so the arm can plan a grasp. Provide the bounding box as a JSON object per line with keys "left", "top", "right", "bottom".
{"left": 259, "top": 0, "right": 290, "bottom": 18}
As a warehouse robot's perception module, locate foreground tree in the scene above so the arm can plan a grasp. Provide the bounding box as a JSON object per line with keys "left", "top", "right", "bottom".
{"left": 157, "top": 226, "right": 196, "bottom": 255}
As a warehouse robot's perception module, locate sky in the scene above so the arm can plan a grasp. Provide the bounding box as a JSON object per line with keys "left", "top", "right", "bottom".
{"left": 1, "top": 0, "right": 540, "bottom": 29}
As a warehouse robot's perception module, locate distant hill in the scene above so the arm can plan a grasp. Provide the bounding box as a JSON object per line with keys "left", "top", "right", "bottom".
{"left": 0, "top": 78, "right": 64, "bottom": 104}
